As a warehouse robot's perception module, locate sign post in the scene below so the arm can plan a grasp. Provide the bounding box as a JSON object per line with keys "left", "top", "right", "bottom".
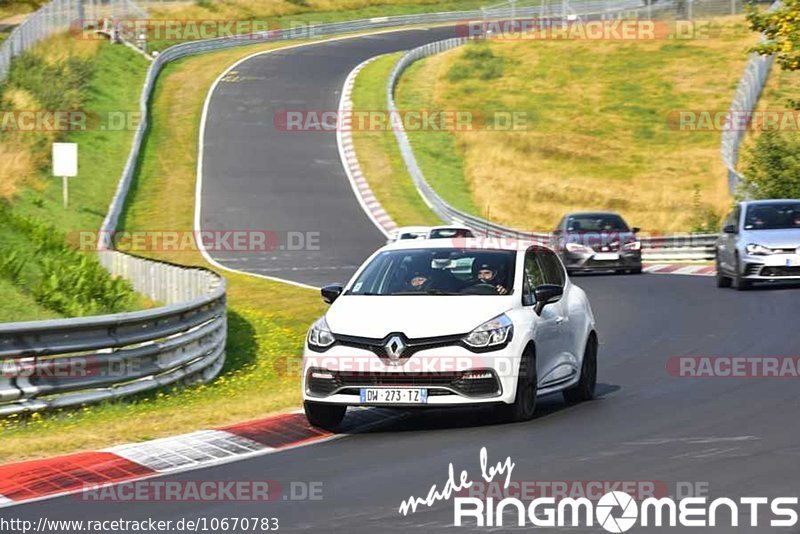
{"left": 52, "top": 143, "right": 78, "bottom": 209}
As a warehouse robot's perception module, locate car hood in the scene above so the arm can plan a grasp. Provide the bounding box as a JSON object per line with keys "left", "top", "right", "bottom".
{"left": 740, "top": 229, "right": 800, "bottom": 249}
{"left": 326, "top": 296, "right": 513, "bottom": 339}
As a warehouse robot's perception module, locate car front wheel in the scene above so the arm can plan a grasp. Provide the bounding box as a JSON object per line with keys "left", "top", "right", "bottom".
{"left": 496, "top": 346, "right": 537, "bottom": 423}
{"left": 732, "top": 255, "right": 751, "bottom": 291}
{"left": 563, "top": 335, "right": 597, "bottom": 404}
{"left": 304, "top": 401, "right": 346, "bottom": 431}
{"left": 715, "top": 257, "right": 731, "bottom": 288}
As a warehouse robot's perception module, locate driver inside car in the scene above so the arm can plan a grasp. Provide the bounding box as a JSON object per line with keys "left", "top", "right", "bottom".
{"left": 467, "top": 262, "right": 509, "bottom": 295}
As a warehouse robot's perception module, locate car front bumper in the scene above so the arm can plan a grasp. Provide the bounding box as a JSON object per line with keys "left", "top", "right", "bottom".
{"left": 740, "top": 252, "right": 800, "bottom": 280}
{"left": 562, "top": 250, "right": 642, "bottom": 273}
{"left": 301, "top": 342, "right": 526, "bottom": 407}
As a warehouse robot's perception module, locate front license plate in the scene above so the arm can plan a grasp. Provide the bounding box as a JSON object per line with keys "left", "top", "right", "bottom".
{"left": 360, "top": 388, "right": 428, "bottom": 404}
{"left": 593, "top": 253, "right": 620, "bottom": 261}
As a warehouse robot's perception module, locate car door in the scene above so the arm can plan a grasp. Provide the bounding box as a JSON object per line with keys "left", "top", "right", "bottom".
{"left": 525, "top": 248, "right": 566, "bottom": 388}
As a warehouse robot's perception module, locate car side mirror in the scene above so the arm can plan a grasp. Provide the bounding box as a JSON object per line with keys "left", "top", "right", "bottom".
{"left": 534, "top": 284, "right": 563, "bottom": 315}
{"left": 522, "top": 292, "right": 535, "bottom": 307}
{"left": 632, "top": 227, "right": 641, "bottom": 234}
{"left": 321, "top": 284, "right": 344, "bottom": 304}
{"left": 723, "top": 224, "right": 736, "bottom": 234}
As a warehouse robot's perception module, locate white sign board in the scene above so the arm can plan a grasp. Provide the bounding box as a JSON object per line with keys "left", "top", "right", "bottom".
{"left": 52, "top": 143, "right": 78, "bottom": 177}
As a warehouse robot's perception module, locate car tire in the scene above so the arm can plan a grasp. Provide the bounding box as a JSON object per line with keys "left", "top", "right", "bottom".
{"left": 563, "top": 335, "right": 598, "bottom": 404}
{"left": 629, "top": 267, "right": 643, "bottom": 275}
{"left": 732, "top": 255, "right": 751, "bottom": 291}
{"left": 304, "top": 401, "right": 346, "bottom": 431}
{"left": 496, "top": 346, "right": 537, "bottom": 423}
{"left": 715, "top": 257, "right": 731, "bottom": 288}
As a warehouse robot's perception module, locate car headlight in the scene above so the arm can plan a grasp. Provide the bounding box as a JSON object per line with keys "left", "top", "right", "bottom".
{"left": 622, "top": 241, "right": 641, "bottom": 251}
{"left": 463, "top": 314, "right": 513, "bottom": 349}
{"left": 307, "top": 316, "right": 335, "bottom": 348}
{"left": 566, "top": 242, "right": 591, "bottom": 253}
{"left": 746, "top": 243, "right": 773, "bottom": 256}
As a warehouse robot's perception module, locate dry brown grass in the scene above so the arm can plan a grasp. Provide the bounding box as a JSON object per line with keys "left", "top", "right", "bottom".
{"left": 0, "top": 33, "right": 100, "bottom": 200}
{"left": 0, "top": 141, "right": 38, "bottom": 198}
{"left": 401, "top": 16, "right": 759, "bottom": 233}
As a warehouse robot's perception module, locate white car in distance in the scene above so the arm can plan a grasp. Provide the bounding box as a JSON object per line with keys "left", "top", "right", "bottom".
{"left": 302, "top": 239, "right": 598, "bottom": 430}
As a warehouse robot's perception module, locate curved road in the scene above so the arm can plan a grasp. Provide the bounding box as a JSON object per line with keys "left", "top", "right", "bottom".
{"left": 5, "top": 24, "right": 800, "bottom": 533}
{"left": 199, "top": 26, "right": 457, "bottom": 287}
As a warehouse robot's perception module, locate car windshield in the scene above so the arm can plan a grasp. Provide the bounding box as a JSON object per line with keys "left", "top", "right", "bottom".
{"left": 744, "top": 203, "right": 800, "bottom": 230}
{"left": 566, "top": 214, "right": 629, "bottom": 232}
{"left": 347, "top": 249, "right": 516, "bottom": 296}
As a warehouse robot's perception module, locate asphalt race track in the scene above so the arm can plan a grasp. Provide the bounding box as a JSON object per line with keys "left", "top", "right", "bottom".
{"left": 6, "top": 274, "right": 800, "bottom": 531}
{"left": 199, "top": 26, "right": 460, "bottom": 287}
{"left": 6, "top": 26, "right": 800, "bottom": 533}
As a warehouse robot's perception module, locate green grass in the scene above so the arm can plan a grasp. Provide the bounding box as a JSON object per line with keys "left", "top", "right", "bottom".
{"left": 0, "top": 41, "right": 149, "bottom": 323}
{"left": 389, "top": 18, "right": 758, "bottom": 233}
{"left": 350, "top": 53, "right": 441, "bottom": 227}
{"left": 396, "top": 57, "right": 482, "bottom": 216}
{"left": 0, "top": 277, "right": 58, "bottom": 322}
{"left": 11, "top": 43, "right": 149, "bottom": 233}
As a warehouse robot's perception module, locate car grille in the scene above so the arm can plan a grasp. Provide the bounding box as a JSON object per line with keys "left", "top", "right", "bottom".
{"left": 332, "top": 332, "right": 465, "bottom": 363}
{"left": 306, "top": 368, "right": 501, "bottom": 398}
{"left": 744, "top": 263, "right": 762, "bottom": 277}
{"left": 759, "top": 266, "right": 800, "bottom": 277}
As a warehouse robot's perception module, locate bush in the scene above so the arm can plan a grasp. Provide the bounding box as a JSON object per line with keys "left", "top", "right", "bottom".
{"left": 689, "top": 184, "right": 722, "bottom": 233}
{"left": 0, "top": 207, "right": 137, "bottom": 317}
{"left": 742, "top": 131, "right": 800, "bottom": 200}
{"left": 447, "top": 42, "right": 504, "bottom": 82}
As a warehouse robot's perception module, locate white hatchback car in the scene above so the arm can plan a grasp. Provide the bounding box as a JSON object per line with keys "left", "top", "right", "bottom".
{"left": 302, "top": 239, "right": 598, "bottom": 430}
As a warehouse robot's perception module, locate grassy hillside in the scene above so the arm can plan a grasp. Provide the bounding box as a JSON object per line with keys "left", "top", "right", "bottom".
{"left": 0, "top": 37, "right": 150, "bottom": 321}
{"left": 395, "top": 16, "right": 759, "bottom": 233}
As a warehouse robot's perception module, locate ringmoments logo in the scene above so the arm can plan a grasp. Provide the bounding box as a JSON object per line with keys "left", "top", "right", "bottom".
{"left": 398, "top": 448, "right": 800, "bottom": 531}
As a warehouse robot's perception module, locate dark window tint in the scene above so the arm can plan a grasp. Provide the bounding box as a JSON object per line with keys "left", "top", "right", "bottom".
{"left": 744, "top": 203, "right": 800, "bottom": 230}
{"left": 537, "top": 250, "right": 566, "bottom": 286}
{"left": 524, "top": 249, "right": 546, "bottom": 289}
{"left": 566, "top": 214, "right": 630, "bottom": 232}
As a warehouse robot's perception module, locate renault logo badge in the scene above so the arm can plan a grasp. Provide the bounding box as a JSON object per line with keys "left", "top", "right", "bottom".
{"left": 385, "top": 335, "right": 406, "bottom": 360}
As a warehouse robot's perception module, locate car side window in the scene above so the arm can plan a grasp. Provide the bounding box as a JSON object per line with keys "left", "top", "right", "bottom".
{"left": 538, "top": 250, "right": 566, "bottom": 287}
{"left": 524, "top": 249, "right": 546, "bottom": 289}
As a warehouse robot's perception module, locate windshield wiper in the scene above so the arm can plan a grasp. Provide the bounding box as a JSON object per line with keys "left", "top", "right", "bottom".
{"left": 390, "top": 290, "right": 460, "bottom": 296}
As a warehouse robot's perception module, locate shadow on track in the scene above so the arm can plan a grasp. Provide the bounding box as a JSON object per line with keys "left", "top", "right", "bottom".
{"left": 342, "top": 383, "right": 620, "bottom": 435}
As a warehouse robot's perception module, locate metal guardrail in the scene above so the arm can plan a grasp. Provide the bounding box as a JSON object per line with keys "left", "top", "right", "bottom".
{"left": 0, "top": 0, "right": 146, "bottom": 82}
{"left": 0, "top": 251, "right": 226, "bottom": 416}
{"left": 720, "top": 0, "right": 781, "bottom": 195}
{"left": 384, "top": 0, "right": 776, "bottom": 261}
